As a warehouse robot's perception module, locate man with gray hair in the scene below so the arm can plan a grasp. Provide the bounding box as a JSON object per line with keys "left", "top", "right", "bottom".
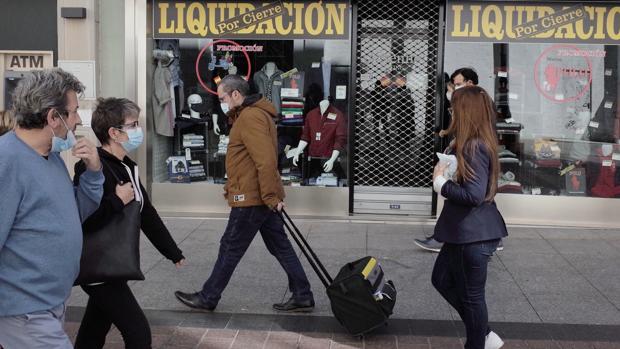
{"left": 175, "top": 74, "right": 315, "bottom": 313}
{"left": 0, "top": 68, "right": 104, "bottom": 348}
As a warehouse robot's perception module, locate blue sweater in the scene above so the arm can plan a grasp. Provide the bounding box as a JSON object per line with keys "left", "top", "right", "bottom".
{"left": 0, "top": 131, "right": 104, "bottom": 316}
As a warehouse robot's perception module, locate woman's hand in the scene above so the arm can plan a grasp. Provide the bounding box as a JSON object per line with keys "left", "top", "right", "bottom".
{"left": 115, "top": 182, "right": 134, "bottom": 205}
{"left": 433, "top": 162, "right": 449, "bottom": 181}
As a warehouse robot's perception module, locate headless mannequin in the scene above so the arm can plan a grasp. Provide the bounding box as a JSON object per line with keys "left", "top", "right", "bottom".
{"left": 292, "top": 99, "right": 340, "bottom": 172}
{"left": 187, "top": 94, "right": 202, "bottom": 119}
{"left": 264, "top": 62, "right": 276, "bottom": 78}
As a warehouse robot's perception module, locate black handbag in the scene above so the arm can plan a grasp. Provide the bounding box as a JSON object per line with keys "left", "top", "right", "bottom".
{"left": 74, "top": 160, "right": 145, "bottom": 285}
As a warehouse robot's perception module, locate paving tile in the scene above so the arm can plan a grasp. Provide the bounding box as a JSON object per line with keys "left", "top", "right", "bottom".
{"left": 500, "top": 339, "right": 528, "bottom": 348}
{"left": 427, "top": 336, "right": 462, "bottom": 349}
{"left": 205, "top": 328, "right": 238, "bottom": 339}
{"left": 593, "top": 342, "right": 620, "bottom": 349}
{"left": 364, "top": 334, "right": 397, "bottom": 348}
{"left": 525, "top": 339, "right": 562, "bottom": 348}
{"left": 167, "top": 326, "right": 207, "bottom": 347}
{"left": 557, "top": 341, "right": 595, "bottom": 349}
{"left": 196, "top": 338, "right": 234, "bottom": 349}
{"left": 268, "top": 330, "right": 302, "bottom": 342}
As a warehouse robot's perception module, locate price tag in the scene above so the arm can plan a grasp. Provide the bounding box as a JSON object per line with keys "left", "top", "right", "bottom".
{"left": 280, "top": 88, "right": 299, "bottom": 98}
{"left": 605, "top": 101, "right": 613, "bottom": 109}
{"left": 613, "top": 153, "right": 620, "bottom": 161}
{"left": 605, "top": 69, "right": 613, "bottom": 76}
{"left": 327, "top": 113, "right": 337, "bottom": 120}
{"left": 273, "top": 81, "right": 282, "bottom": 86}
{"left": 509, "top": 93, "right": 519, "bottom": 100}
{"left": 315, "top": 132, "right": 321, "bottom": 141}
{"left": 336, "top": 85, "right": 347, "bottom": 100}
{"left": 603, "top": 160, "right": 613, "bottom": 167}
{"left": 532, "top": 187, "right": 542, "bottom": 195}
{"left": 589, "top": 121, "right": 599, "bottom": 128}
{"left": 312, "top": 62, "right": 320, "bottom": 68}
{"left": 498, "top": 71, "right": 508, "bottom": 77}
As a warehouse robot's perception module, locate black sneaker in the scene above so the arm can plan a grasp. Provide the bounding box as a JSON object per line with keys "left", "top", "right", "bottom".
{"left": 273, "top": 297, "right": 315, "bottom": 313}
{"left": 414, "top": 237, "right": 443, "bottom": 252}
{"left": 174, "top": 291, "right": 216, "bottom": 312}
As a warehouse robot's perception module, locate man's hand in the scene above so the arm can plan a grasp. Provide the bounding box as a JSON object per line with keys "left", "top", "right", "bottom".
{"left": 175, "top": 258, "right": 185, "bottom": 269}
{"left": 275, "top": 201, "right": 285, "bottom": 212}
{"left": 115, "top": 182, "right": 135, "bottom": 205}
{"left": 433, "top": 162, "right": 449, "bottom": 181}
{"left": 72, "top": 138, "right": 101, "bottom": 172}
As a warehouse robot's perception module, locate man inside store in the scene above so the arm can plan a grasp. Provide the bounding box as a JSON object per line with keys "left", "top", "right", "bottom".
{"left": 417, "top": 67, "right": 504, "bottom": 253}
{"left": 174, "top": 74, "right": 315, "bottom": 313}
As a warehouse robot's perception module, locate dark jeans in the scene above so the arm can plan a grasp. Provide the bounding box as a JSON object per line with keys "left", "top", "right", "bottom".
{"left": 75, "top": 282, "right": 151, "bottom": 349}
{"left": 431, "top": 239, "right": 499, "bottom": 349}
{"left": 200, "top": 205, "right": 313, "bottom": 306}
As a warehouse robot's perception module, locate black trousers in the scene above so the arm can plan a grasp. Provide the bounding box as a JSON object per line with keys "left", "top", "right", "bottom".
{"left": 75, "top": 282, "right": 151, "bottom": 349}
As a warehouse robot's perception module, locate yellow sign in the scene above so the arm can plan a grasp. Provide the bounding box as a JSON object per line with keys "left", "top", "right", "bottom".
{"left": 153, "top": 1, "right": 350, "bottom": 40}
{"left": 446, "top": 1, "right": 620, "bottom": 44}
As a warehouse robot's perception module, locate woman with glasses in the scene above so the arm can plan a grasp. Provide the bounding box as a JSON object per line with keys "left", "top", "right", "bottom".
{"left": 73, "top": 97, "right": 185, "bottom": 349}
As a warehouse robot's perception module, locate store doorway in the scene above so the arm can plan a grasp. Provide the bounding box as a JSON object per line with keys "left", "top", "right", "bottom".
{"left": 351, "top": 1, "right": 442, "bottom": 215}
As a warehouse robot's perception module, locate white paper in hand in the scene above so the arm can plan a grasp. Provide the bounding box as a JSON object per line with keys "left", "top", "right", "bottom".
{"left": 436, "top": 153, "right": 457, "bottom": 180}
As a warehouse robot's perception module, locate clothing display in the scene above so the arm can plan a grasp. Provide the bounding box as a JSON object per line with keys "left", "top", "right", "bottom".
{"left": 152, "top": 60, "right": 175, "bottom": 137}
{"left": 280, "top": 98, "right": 305, "bottom": 125}
{"left": 300, "top": 105, "right": 347, "bottom": 158}
{"left": 153, "top": 42, "right": 350, "bottom": 187}
{"left": 253, "top": 62, "right": 284, "bottom": 113}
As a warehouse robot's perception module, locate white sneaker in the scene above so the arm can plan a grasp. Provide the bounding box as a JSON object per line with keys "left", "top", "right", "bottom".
{"left": 485, "top": 331, "right": 504, "bottom": 349}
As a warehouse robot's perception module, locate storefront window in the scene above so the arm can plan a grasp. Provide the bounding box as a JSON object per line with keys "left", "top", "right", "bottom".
{"left": 444, "top": 1, "right": 620, "bottom": 198}
{"left": 150, "top": 1, "right": 351, "bottom": 187}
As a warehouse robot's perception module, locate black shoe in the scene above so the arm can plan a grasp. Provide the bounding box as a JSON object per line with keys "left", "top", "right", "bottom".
{"left": 414, "top": 237, "right": 443, "bottom": 252}
{"left": 273, "top": 297, "right": 315, "bottom": 313}
{"left": 174, "top": 291, "right": 216, "bottom": 311}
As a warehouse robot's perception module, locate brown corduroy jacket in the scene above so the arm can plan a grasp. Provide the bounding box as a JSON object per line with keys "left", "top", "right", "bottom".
{"left": 223, "top": 95, "right": 285, "bottom": 209}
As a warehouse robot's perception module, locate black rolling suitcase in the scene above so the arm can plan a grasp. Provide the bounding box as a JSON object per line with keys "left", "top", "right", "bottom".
{"left": 279, "top": 210, "right": 397, "bottom": 336}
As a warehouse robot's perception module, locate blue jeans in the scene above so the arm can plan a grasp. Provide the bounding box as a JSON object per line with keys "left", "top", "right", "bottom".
{"left": 0, "top": 303, "right": 72, "bottom": 349}
{"left": 200, "top": 206, "right": 313, "bottom": 306}
{"left": 431, "top": 240, "right": 499, "bottom": 349}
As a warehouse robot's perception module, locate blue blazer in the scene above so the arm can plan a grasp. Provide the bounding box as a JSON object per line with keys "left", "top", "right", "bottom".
{"left": 434, "top": 142, "right": 508, "bottom": 244}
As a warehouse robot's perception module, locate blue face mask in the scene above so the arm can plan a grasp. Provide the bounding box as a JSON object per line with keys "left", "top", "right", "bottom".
{"left": 51, "top": 113, "right": 77, "bottom": 153}
{"left": 121, "top": 127, "right": 144, "bottom": 152}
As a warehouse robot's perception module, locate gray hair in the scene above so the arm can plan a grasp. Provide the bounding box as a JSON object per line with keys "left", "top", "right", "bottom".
{"left": 11, "top": 68, "right": 84, "bottom": 129}
{"left": 219, "top": 75, "right": 249, "bottom": 97}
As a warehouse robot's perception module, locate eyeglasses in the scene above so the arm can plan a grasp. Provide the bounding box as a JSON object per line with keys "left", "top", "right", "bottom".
{"left": 116, "top": 120, "right": 139, "bottom": 130}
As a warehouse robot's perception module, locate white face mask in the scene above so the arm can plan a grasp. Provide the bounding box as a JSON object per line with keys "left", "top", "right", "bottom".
{"left": 220, "top": 103, "right": 230, "bottom": 114}
{"left": 446, "top": 91, "right": 452, "bottom": 101}
{"left": 454, "top": 84, "right": 465, "bottom": 90}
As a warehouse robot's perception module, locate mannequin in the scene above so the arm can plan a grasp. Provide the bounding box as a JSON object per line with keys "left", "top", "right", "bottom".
{"left": 253, "top": 62, "right": 284, "bottom": 113}
{"left": 187, "top": 94, "right": 202, "bottom": 119}
{"left": 264, "top": 62, "right": 276, "bottom": 78}
{"left": 292, "top": 99, "right": 343, "bottom": 173}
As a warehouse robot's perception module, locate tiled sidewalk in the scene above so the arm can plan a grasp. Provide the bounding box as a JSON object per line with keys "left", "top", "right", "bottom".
{"left": 63, "top": 309, "right": 620, "bottom": 349}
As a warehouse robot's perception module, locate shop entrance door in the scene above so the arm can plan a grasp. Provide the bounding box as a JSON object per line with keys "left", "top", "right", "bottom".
{"left": 351, "top": 1, "right": 442, "bottom": 216}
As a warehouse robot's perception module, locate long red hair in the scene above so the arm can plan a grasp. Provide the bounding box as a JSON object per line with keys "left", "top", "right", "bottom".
{"left": 445, "top": 86, "right": 499, "bottom": 201}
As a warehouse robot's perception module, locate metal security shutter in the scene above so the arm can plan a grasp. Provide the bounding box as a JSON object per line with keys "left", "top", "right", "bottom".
{"left": 352, "top": 0, "right": 441, "bottom": 215}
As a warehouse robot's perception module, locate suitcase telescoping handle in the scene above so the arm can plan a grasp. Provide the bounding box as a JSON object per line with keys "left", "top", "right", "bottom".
{"left": 279, "top": 209, "right": 333, "bottom": 288}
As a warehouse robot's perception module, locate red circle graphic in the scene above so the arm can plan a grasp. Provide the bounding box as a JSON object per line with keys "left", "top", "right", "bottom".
{"left": 533, "top": 44, "right": 592, "bottom": 103}
{"left": 195, "top": 39, "right": 252, "bottom": 96}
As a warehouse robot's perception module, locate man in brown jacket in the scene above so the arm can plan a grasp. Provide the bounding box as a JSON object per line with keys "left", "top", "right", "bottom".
{"left": 174, "top": 75, "right": 314, "bottom": 312}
